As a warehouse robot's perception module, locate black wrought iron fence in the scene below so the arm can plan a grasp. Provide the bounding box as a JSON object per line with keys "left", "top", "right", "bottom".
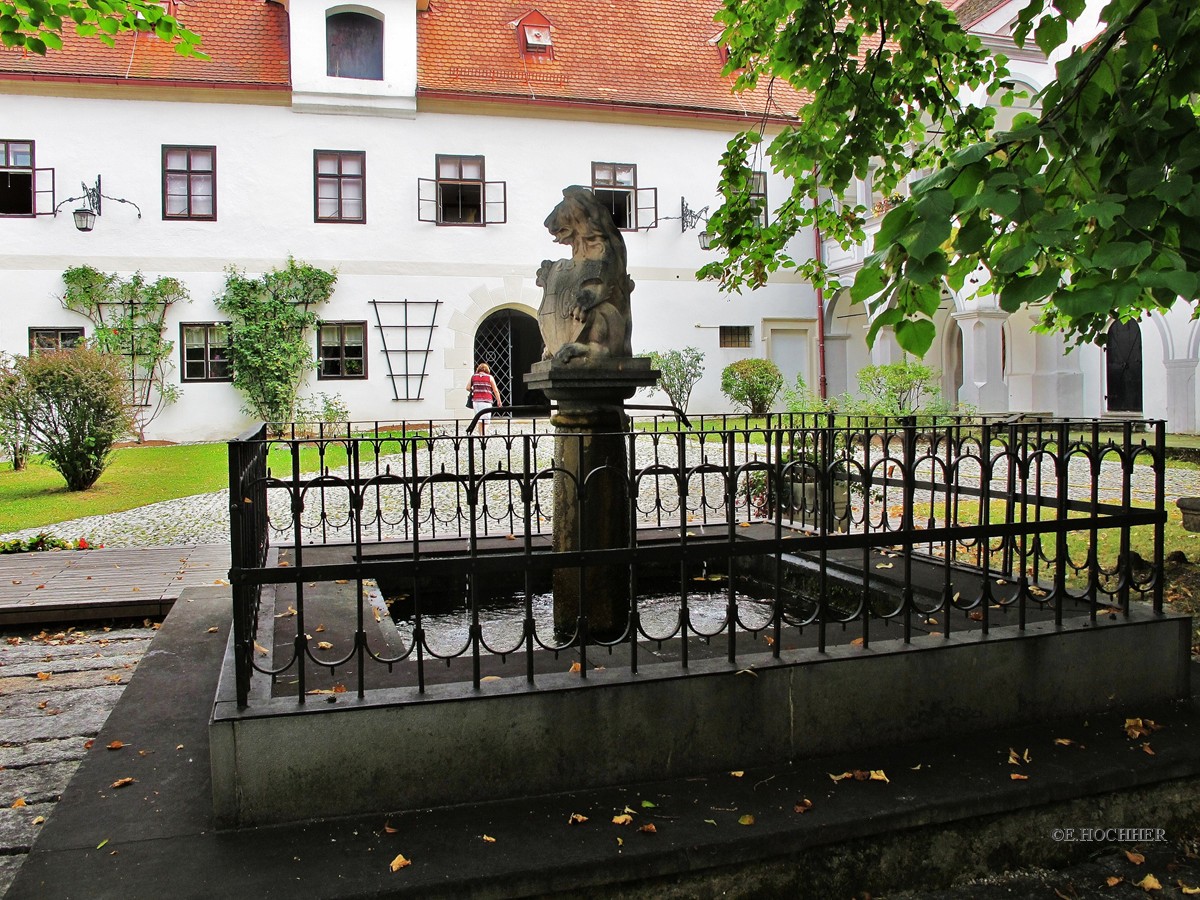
{"left": 227, "top": 415, "right": 1167, "bottom": 708}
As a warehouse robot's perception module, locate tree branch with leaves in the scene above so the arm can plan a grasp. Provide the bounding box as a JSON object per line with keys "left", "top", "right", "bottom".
{"left": 0, "top": 0, "right": 205, "bottom": 56}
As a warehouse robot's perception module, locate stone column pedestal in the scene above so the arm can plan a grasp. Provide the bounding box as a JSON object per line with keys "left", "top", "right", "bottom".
{"left": 524, "top": 357, "right": 658, "bottom": 641}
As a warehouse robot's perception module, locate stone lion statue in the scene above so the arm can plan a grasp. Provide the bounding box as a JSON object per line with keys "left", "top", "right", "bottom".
{"left": 535, "top": 185, "right": 635, "bottom": 363}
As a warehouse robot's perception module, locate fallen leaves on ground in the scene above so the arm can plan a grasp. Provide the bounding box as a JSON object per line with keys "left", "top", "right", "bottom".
{"left": 1053, "top": 738, "right": 1079, "bottom": 747}
{"left": 612, "top": 814, "right": 633, "bottom": 826}
{"left": 315, "top": 624, "right": 326, "bottom": 633}
{"left": 32, "top": 816, "right": 44, "bottom": 825}
{"left": 1126, "top": 850, "right": 1146, "bottom": 865}
{"left": 275, "top": 606, "right": 297, "bottom": 619}
{"left": 111, "top": 777, "right": 136, "bottom": 789}
{"left": 1136, "top": 873, "right": 1162, "bottom": 891}
{"left": 254, "top": 642, "right": 269, "bottom": 656}
{"left": 737, "top": 814, "right": 755, "bottom": 826}
{"left": 794, "top": 798, "right": 813, "bottom": 814}
{"left": 1179, "top": 882, "right": 1200, "bottom": 895}
{"left": 1010, "top": 773, "right": 1029, "bottom": 781}
{"left": 730, "top": 771, "right": 744, "bottom": 778}
{"left": 1125, "top": 718, "right": 1162, "bottom": 739}
{"left": 36, "top": 672, "right": 50, "bottom": 681}
{"left": 107, "top": 740, "right": 124, "bottom": 750}
{"left": 1008, "top": 747, "right": 1032, "bottom": 765}
{"left": 481, "top": 834, "right": 496, "bottom": 843}
{"left": 639, "top": 823, "right": 657, "bottom": 834}
{"left": 206, "top": 626, "right": 219, "bottom": 634}
{"left": 384, "top": 822, "right": 398, "bottom": 834}
{"left": 567, "top": 813, "right": 588, "bottom": 825}
{"left": 389, "top": 853, "right": 411, "bottom": 872}
{"left": 569, "top": 662, "right": 581, "bottom": 673}
{"left": 316, "top": 641, "right": 334, "bottom": 651}
{"left": 829, "top": 769, "right": 889, "bottom": 784}
{"left": 105, "top": 674, "right": 122, "bottom": 683}
{"left": 10, "top": 798, "right": 26, "bottom": 808}
{"left": 640, "top": 800, "right": 657, "bottom": 808}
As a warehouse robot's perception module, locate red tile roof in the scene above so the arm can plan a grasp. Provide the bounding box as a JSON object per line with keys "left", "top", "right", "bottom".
{"left": 416, "top": 0, "right": 804, "bottom": 121}
{"left": 0, "top": 0, "right": 289, "bottom": 88}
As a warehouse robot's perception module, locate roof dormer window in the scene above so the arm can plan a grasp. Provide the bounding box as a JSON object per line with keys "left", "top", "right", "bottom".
{"left": 327, "top": 10, "right": 384, "bottom": 81}
{"left": 513, "top": 11, "right": 553, "bottom": 59}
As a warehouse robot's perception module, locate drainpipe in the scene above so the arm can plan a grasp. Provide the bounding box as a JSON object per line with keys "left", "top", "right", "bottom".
{"left": 813, "top": 206, "right": 828, "bottom": 399}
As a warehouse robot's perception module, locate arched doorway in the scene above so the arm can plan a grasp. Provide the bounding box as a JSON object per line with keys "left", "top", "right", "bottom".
{"left": 473, "top": 309, "right": 547, "bottom": 410}
{"left": 1105, "top": 319, "right": 1143, "bottom": 413}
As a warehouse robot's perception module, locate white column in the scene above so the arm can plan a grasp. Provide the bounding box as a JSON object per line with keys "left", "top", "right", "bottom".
{"left": 951, "top": 309, "right": 1009, "bottom": 413}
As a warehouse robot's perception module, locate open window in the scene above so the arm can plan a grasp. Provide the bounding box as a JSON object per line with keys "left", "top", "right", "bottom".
{"left": 326, "top": 10, "right": 383, "bottom": 81}
{"left": 418, "top": 155, "right": 507, "bottom": 225}
{"left": 1, "top": 140, "right": 55, "bottom": 217}
{"left": 591, "top": 162, "right": 657, "bottom": 230}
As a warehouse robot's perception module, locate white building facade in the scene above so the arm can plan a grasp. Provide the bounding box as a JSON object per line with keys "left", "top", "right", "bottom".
{"left": 0, "top": 0, "right": 1194, "bottom": 441}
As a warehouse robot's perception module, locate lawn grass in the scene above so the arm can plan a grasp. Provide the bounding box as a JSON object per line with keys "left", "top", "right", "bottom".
{"left": 0, "top": 443, "right": 229, "bottom": 534}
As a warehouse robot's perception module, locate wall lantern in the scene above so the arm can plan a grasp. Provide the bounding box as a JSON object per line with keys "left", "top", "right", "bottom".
{"left": 661, "top": 196, "right": 714, "bottom": 250}
{"left": 53, "top": 176, "right": 142, "bottom": 232}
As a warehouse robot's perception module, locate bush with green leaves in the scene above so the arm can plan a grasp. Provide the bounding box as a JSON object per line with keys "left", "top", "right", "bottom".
{"left": 720, "top": 358, "right": 783, "bottom": 415}
{"left": 60, "top": 265, "right": 188, "bottom": 442}
{"left": 214, "top": 257, "right": 337, "bottom": 431}
{"left": 0, "top": 353, "right": 31, "bottom": 470}
{"left": 3, "top": 347, "right": 134, "bottom": 491}
{"left": 847, "top": 360, "right": 951, "bottom": 418}
{"left": 644, "top": 347, "right": 705, "bottom": 413}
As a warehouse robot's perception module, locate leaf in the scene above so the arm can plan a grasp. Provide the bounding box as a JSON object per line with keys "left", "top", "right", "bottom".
{"left": 729, "top": 771, "right": 744, "bottom": 778}
{"left": 384, "top": 822, "right": 399, "bottom": 834}
{"left": 612, "top": 814, "right": 633, "bottom": 825}
{"left": 111, "top": 777, "right": 136, "bottom": 788}
{"left": 1053, "top": 738, "right": 1076, "bottom": 747}
{"left": 11, "top": 798, "right": 26, "bottom": 808}
{"left": 876, "top": 562, "right": 894, "bottom": 569}
{"left": 97, "top": 838, "right": 109, "bottom": 849}
{"left": 1179, "top": 882, "right": 1200, "bottom": 895}
{"left": 794, "top": 798, "right": 813, "bottom": 814}
{"left": 206, "top": 626, "right": 219, "bottom": 634}
{"left": 568, "top": 813, "right": 588, "bottom": 824}
{"left": 107, "top": 740, "right": 124, "bottom": 750}
{"left": 315, "top": 624, "right": 326, "bottom": 633}
{"left": 737, "top": 814, "right": 755, "bottom": 826}
{"left": 316, "top": 641, "right": 333, "bottom": 651}
{"left": 869, "top": 770, "right": 889, "bottom": 783}
{"left": 481, "top": 834, "right": 496, "bottom": 843}
{"left": 1010, "top": 773, "right": 1029, "bottom": 781}
{"left": 829, "top": 771, "right": 853, "bottom": 782}
{"left": 36, "top": 672, "right": 51, "bottom": 681}
{"left": 105, "top": 674, "right": 122, "bottom": 683}
{"left": 638, "top": 823, "right": 657, "bottom": 834}
{"left": 569, "top": 662, "right": 581, "bottom": 673}
{"left": 1126, "top": 850, "right": 1146, "bottom": 865}
{"left": 389, "top": 853, "right": 411, "bottom": 872}
{"left": 1136, "top": 873, "right": 1162, "bottom": 891}
{"left": 33, "top": 815, "right": 45, "bottom": 825}
{"left": 1106, "top": 877, "right": 1123, "bottom": 887}
{"left": 254, "top": 642, "right": 269, "bottom": 656}
{"left": 1142, "top": 743, "right": 1155, "bottom": 756}
{"left": 704, "top": 819, "right": 717, "bottom": 826}
{"left": 640, "top": 800, "right": 657, "bottom": 809}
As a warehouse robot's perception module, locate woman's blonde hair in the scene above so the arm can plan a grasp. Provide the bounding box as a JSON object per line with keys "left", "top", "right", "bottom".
{"left": 475, "top": 363, "right": 491, "bottom": 374}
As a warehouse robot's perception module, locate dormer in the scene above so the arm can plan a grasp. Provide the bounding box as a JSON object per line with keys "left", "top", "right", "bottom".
{"left": 512, "top": 10, "right": 554, "bottom": 60}
{"left": 283, "top": 0, "right": 419, "bottom": 118}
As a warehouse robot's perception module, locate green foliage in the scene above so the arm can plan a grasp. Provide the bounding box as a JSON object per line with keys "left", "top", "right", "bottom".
{"left": 644, "top": 347, "right": 706, "bottom": 413}
{"left": 214, "top": 258, "right": 337, "bottom": 432}
{"left": 706, "top": 0, "right": 1200, "bottom": 352}
{"left": 848, "top": 360, "right": 949, "bottom": 417}
{"left": 721, "top": 358, "right": 783, "bottom": 415}
{"left": 4, "top": 347, "right": 134, "bottom": 491}
{"left": 702, "top": 0, "right": 1000, "bottom": 312}
{"left": 294, "top": 392, "right": 350, "bottom": 436}
{"left": 60, "top": 265, "right": 187, "bottom": 441}
{"left": 0, "top": 533, "right": 93, "bottom": 554}
{"left": 0, "top": 0, "right": 206, "bottom": 57}
{"left": 0, "top": 353, "right": 31, "bottom": 470}
{"left": 782, "top": 373, "right": 834, "bottom": 414}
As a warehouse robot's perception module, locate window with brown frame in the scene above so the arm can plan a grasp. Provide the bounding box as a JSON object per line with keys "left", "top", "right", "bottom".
{"left": 590, "top": 162, "right": 658, "bottom": 230}
{"left": 162, "top": 145, "right": 216, "bottom": 220}
{"left": 318, "top": 321, "right": 367, "bottom": 379}
{"left": 29, "top": 327, "right": 84, "bottom": 354}
{"left": 417, "top": 155, "right": 507, "bottom": 225}
{"left": 750, "top": 171, "right": 768, "bottom": 227}
{"left": 1, "top": 140, "right": 36, "bottom": 216}
{"left": 315, "top": 150, "right": 365, "bottom": 223}
{"left": 719, "top": 326, "right": 753, "bottom": 348}
{"left": 180, "top": 323, "right": 232, "bottom": 382}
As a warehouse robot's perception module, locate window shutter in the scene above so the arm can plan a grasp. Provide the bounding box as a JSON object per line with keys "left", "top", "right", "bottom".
{"left": 636, "top": 186, "right": 658, "bottom": 229}
{"left": 484, "top": 180, "right": 507, "bottom": 224}
{"left": 417, "top": 177, "right": 438, "bottom": 223}
{"left": 34, "top": 167, "right": 55, "bottom": 216}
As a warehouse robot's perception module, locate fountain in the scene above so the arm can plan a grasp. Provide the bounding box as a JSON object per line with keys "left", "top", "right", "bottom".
{"left": 524, "top": 185, "right": 659, "bottom": 639}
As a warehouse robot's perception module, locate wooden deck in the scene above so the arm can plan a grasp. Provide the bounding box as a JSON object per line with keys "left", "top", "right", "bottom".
{"left": 0, "top": 545, "right": 230, "bottom": 627}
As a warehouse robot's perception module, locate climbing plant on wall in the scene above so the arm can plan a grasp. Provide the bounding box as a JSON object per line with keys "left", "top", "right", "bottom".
{"left": 214, "top": 257, "right": 338, "bottom": 430}
{"left": 60, "top": 265, "right": 188, "bottom": 442}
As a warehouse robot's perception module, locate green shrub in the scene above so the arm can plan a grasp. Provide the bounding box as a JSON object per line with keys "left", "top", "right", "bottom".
{"left": 721, "top": 358, "right": 783, "bottom": 415}
{"left": 645, "top": 347, "right": 705, "bottom": 413}
{"left": 5, "top": 347, "right": 134, "bottom": 491}
{"left": 0, "top": 353, "right": 31, "bottom": 470}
